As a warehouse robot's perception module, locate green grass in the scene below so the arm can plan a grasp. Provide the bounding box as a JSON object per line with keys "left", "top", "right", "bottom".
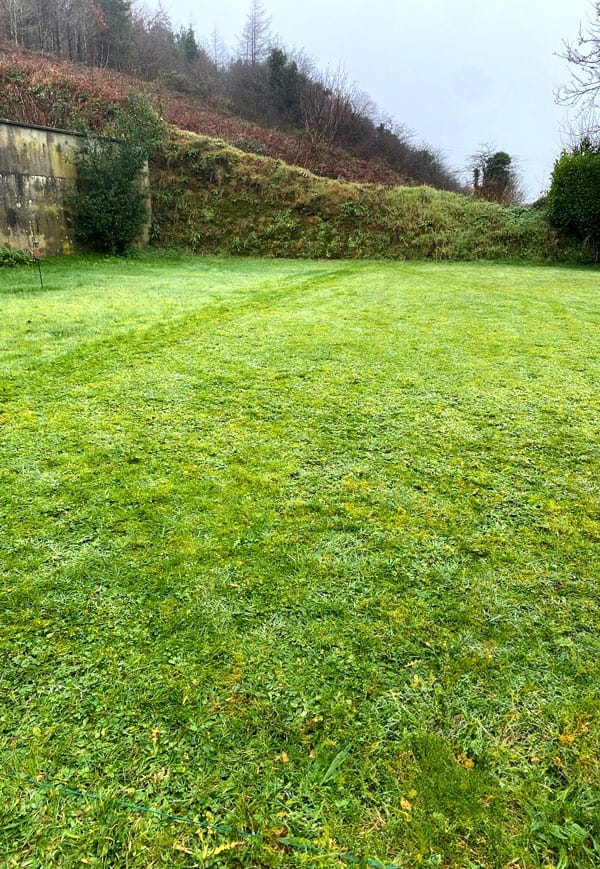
{"left": 1, "top": 254, "right": 599, "bottom": 868}
{"left": 151, "top": 132, "right": 574, "bottom": 262}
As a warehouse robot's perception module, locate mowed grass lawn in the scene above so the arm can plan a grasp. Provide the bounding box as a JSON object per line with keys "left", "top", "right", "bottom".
{"left": 1, "top": 255, "right": 599, "bottom": 868}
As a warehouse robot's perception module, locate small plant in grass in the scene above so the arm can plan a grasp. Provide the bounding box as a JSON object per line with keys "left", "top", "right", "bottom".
{"left": 233, "top": 135, "right": 267, "bottom": 155}
{"left": 0, "top": 245, "right": 32, "bottom": 267}
{"left": 73, "top": 93, "right": 165, "bottom": 254}
{"left": 0, "top": 245, "right": 31, "bottom": 267}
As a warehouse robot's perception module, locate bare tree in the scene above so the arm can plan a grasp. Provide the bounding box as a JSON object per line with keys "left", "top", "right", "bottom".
{"left": 0, "top": 0, "right": 30, "bottom": 44}
{"left": 301, "top": 65, "right": 374, "bottom": 147}
{"left": 206, "top": 25, "right": 228, "bottom": 69}
{"left": 130, "top": 4, "right": 180, "bottom": 80}
{"left": 0, "top": 0, "right": 131, "bottom": 65}
{"left": 557, "top": 1, "right": 600, "bottom": 136}
{"left": 237, "top": 0, "right": 271, "bottom": 65}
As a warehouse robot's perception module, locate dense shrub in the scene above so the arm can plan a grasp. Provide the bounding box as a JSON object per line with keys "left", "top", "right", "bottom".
{"left": 547, "top": 145, "right": 600, "bottom": 250}
{"left": 73, "top": 94, "right": 165, "bottom": 254}
{"left": 74, "top": 138, "right": 148, "bottom": 253}
{"left": 0, "top": 246, "right": 32, "bottom": 267}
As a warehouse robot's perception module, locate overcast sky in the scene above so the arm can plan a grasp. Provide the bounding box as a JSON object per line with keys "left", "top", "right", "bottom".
{"left": 149, "top": 0, "right": 593, "bottom": 199}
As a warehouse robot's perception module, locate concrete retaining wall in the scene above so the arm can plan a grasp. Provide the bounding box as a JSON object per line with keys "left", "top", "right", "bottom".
{"left": 0, "top": 120, "right": 150, "bottom": 254}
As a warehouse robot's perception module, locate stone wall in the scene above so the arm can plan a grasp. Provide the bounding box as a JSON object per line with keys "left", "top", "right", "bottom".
{"left": 0, "top": 120, "right": 150, "bottom": 254}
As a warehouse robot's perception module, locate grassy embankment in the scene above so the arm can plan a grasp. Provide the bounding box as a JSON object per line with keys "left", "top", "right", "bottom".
{"left": 1, "top": 255, "right": 599, "bottom": 867}
{"left": 150, "top": 131, "right": 570, "bottom": 261}
{"left": 0, "top": 48, "right": 580, "bottom": 262}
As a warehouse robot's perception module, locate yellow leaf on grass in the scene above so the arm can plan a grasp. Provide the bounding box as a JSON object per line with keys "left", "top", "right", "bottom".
{"left": 559, "top": 721, "right": 589, "bottom": 744}
{"left": 212, "top": 841, "right": 243, "bottom": 856}
{"left": 454, "top": 754, "right": 474, "bottom": 769}
{"left": 173, "top": 842, "right": 193, "bottom": 855}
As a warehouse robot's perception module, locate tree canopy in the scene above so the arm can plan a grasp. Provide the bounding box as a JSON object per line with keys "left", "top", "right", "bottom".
{"left": 0, "top": 0, "right": 462, "bottom": 192}
{"left": 470, "top": 148, "right": 523, "bottom": 204}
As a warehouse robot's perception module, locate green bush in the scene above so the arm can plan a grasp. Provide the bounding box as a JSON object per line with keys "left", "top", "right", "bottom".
{"left": 233, "top": 136, "right": 266, "bottom": 155}
{"left": 73, "top": 94, "right": 165, "bottom": 254}
{"left": 547, "top": 144, "right": 600, "bottom": 250}
{"left": 0, "top": 246, "right": 31, "bottom": 267}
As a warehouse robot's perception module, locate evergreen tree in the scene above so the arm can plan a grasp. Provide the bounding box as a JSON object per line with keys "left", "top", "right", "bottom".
{"left": 177, "top": 25, "right": 199, "bottom": 64}
{"left": 267, "top": 47, "right": 303, "bottom": 125}
{"left": 95, "top": 0, "right": 132, "bottom": 68}
{"left": 471, "top": 148, "right": 522, "bottom": 204}
{"left": 547, "top": 140, "right": 600, "bottom": 256}
{"left": 73, "top": 94, "right": 165, "bottom": 253}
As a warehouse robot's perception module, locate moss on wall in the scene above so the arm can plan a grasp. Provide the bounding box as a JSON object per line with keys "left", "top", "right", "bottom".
{"left": 0, "top": 121, "right": 79, "bottom": 254}
{"left": 0, "top": 120, "right": 150, "bottom": 255}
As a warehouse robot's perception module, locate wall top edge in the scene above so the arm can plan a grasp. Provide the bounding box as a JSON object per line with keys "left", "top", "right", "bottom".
{"left": 0, "top": 117, "right": 87, "bottom": 137}
{"left": 0, "top": 118, "right": 119, "bottom": 141}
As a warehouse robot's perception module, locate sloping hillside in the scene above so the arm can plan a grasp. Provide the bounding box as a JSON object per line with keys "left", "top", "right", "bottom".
{"left": 0, "top": 45, "right": 568, "bottom": 261}
{"left": 151, "top": 130, "right": 560, "bottom": 260}
{"left": 0, "top": 45, "right": 409, "bottom": 186}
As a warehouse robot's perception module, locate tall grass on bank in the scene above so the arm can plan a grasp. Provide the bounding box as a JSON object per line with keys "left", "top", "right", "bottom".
{"left": 1, "top": 255, "right": 599, "bottom": 867}
{"left": 150, "top": 132, "right": 571, "bottom": 261}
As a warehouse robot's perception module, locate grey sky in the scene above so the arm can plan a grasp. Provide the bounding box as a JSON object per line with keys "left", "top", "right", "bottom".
{"left": 150, "top": 0, "right": 593, "bottom": 199}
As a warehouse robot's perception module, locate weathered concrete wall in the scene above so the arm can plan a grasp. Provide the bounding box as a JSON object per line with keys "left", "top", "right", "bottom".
{"left": 0, "top": 120, "right": 79, "bottom": 254}
{"left": 0, "top": 120, "right": 150, "bottom": 254}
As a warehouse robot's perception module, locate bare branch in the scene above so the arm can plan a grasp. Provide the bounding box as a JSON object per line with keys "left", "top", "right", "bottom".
{"left": 556, "top": 1, "right": 600, "bottom": 135}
